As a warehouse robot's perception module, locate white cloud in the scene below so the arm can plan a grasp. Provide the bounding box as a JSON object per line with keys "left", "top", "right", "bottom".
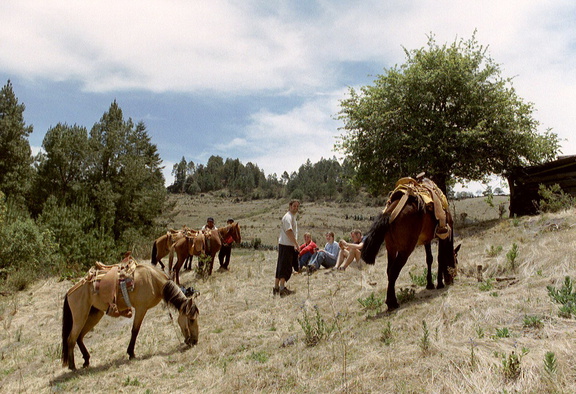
{"left": 2, "top": 0, "right": 575, "bottom": 178}
{"left": 239, "top": 89, "right": 346, "bottom": 176}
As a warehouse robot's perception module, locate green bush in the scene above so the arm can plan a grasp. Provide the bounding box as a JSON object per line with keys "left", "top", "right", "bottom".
{"left": 0, "top": 193, "right": 62, "bottom": 290}
{"left": 547, "top": 276, "right": 576, "bottom": 318}
{"left": 538, "top": 184, "right": 576, "bottom": 213}
{"left": 37, "top": 197, "right": 118, "bottom": 269}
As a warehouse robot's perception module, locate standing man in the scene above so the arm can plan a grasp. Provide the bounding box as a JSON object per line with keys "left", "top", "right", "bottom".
{"left": 274, "top": 199, "right": 300, "bottom": 297}
{"left": 217, "top": 218, "right": 235, "bottom": 272}
{"left": 202, "top": 217, "right": 217, "bottom": 231}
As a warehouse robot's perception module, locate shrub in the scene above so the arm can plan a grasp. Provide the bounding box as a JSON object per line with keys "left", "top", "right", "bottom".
{"left": 506, "top": 243, "right": 519, "bottom": 270}
{"left": 409, "top": 268, "right": 435, "bottom": 287}
{"left": 547, "top": 276, "right": 576, "bottom": 318}
{"left": 523, "top": 315, "right": 544, "bottom": 329}
{"left": 0, "top": 194, "right": 62, "bottom": 290}
{"left": 538, "top": 184, "right": 576, "bottom": 213}
{"left": 38, "top": 197, "right": 118, "bottom": 269}
{"left": 358, "top": 292, "right": 385, "bottom": 314}
{"left": 297, "top": 305, "right": 338, "bottom": 347}
{"left": 397, "top": 287, "right": 416, "bottom": 304}
{"left": 485, "top": 245, "right": 503, "bottom": 257}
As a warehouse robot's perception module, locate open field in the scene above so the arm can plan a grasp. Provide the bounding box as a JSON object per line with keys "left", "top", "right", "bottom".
{"left": 3, "top": 195, "right": 576, "bottom": 393}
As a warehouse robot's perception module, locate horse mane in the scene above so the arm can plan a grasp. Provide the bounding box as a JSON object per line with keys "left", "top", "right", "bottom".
{"left": 162, "top": 281, "right": 188, "bottom": 311}
{"left": 362, "top": 212, "right": 390, "bottom": 265}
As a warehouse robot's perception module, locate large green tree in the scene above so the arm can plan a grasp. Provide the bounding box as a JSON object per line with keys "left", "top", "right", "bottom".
{"left": 87, "top": 101, "right": 166, "bottom": 242}
{"left": 337, "top": 34, "right": 559, "bottom": 195}
{"left": 0, "top": 80, "right": 34, "bottom": 202}
{"left": 31, "top": 123, "right": 89, "bottom": 212}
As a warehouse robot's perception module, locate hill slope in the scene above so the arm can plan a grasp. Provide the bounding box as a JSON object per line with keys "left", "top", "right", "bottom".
{"left": 2, "top": 199, "right": 576, "bottom": 393}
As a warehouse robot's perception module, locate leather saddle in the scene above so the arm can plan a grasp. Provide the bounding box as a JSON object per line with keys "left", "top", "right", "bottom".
{"left": 385, "top": 176, "right": 451, "bottom": 239}
{"left": 92, "top": 257, "right": 137, "bottom": 317}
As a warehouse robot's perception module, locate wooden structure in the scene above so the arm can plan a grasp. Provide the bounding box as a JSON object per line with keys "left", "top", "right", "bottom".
{"left": 508, "top": 155, "right": 576, "bottom": 216}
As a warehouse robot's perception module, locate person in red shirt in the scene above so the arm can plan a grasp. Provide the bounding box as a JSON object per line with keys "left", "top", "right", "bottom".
{"left": 297, "top": 232, "right": 317, "bottom": 271}
{"left": 217, "top": 218, "right": 235, "bottom": 272}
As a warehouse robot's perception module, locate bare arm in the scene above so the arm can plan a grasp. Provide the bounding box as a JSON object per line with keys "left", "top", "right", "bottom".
{"left": 285, "top": 229, "right": 300, "bottom": 251}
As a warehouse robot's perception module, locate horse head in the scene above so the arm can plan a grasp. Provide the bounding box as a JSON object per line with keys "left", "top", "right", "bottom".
{"left": 444, "top": 243, "right": 461, "bottom": 285}
{"left": 177, "top": 297, "right": 199, "bottom": 346}
{"left": 230, "top": 222, "right": 241, "bottom": 243}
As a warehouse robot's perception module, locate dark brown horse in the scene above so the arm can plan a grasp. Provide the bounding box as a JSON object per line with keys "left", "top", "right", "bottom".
{"left": 362, "top": 183, "right": 459, "bottom": 311}
{"left": 170, "top": 223, "right": 242, "bottom": 284}
{"left": 61, "top": 263, "right": 199, "bottom": 370}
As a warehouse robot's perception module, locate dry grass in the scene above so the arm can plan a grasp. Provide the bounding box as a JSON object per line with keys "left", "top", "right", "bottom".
{"left": 2, "top": 196, "right": 576, "bottom": 393}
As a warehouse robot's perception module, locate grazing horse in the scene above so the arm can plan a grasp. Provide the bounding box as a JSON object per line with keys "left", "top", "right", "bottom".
{"left": 362, "top": 178, "right": 459, "bottom": 311}
{"left": 61, "top": 263, "right": 199, "bottom": 370}
{"left": 170, "top": 223, "right": 242, "bottom": 283}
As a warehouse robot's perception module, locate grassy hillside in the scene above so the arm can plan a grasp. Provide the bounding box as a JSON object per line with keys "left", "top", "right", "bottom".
{"left": 3, "top": 196, "right": 576, "bottom": 392}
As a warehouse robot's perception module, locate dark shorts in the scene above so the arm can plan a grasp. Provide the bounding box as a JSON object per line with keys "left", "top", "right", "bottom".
{"left": 276, "top": 244, "right": 297, "bottom": 281}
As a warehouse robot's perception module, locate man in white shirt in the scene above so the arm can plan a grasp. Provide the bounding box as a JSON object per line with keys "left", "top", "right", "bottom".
{"left": 274, "top": 200, "right": 300, "bottom": 297}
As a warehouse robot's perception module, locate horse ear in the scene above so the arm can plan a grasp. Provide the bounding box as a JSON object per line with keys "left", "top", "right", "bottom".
{"left": 454, "top": 243, "right": 461, "bottom": 255}
{"left": 184, "top": 299, "right": 198, "bottom": 317}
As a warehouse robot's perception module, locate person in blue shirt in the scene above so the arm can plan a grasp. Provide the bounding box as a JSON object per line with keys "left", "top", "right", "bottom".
{"left": 307, "top": 231, "right": 339, "bottom": 273}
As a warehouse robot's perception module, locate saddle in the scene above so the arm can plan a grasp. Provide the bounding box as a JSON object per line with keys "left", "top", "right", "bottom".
{"left": 385, "top": 176, "right": 451, "bottom": 239}
{"left": 73, "top": 254, "right": 138, "bottom": 318}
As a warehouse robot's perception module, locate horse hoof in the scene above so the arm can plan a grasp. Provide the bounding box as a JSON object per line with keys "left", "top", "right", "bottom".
{"left": 436, "top": 283, "right": 445, "bottom": 289}
{"left": 386, "top": 302, "right": 399, "bottom": 311}
{"left": 426, "top": 284, "right": 435, "bottom": 290}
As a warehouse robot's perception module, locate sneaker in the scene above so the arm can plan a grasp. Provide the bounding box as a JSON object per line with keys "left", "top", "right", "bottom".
{"left": 279, "top": 287, "right": 294, "bottom": 297}
{"left": 307, "top": 265, "right": 317, "bottom": 275}
{"left": 273, "top": 287, "right": 280, "bottom": 296}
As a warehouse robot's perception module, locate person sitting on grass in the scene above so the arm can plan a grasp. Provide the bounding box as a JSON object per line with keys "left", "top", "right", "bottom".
{"left": 307, "top": 231, "right": 339, "bottom": 273}
{"left": 297, "top": 232, "right": 317, "bottom": 271}
{"left": 334, "top": 229, "right": 366, "bottom": 271}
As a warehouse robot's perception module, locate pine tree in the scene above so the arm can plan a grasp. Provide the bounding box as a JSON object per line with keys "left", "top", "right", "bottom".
{"left": 0, "top": 80, "right": 33, "bottom": 202}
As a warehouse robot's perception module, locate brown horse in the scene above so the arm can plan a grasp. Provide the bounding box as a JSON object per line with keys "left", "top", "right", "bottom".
{"left": 169, "top": 232, "right": 206, "bottom": 285}
{"left": 61, "top": 263, "right": 199, "bottom": 370}
{"left": 362, "top": 182, "right": 459, "bottom": 311}
{"left": 170, "top": 223, "right": 242, "bottom": 284}
{"left": 151, "top": 228, "right": 189, "bottom": 270}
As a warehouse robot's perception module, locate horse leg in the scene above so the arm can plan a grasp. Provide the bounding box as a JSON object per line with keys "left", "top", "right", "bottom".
{"left": 173, "top": 256, "right": 185, "bottom": 285}
{"left": 127, "top": 308, "right": 148, "bottom": 359}
{"left": 424, "top": 243, "right": 435, "bottom": 290}
{"left": 77, "top": 307, "right": 104, "bottom": 368}
{"left": 385, "top": 250, "right": 411, "bottom": 311}
{"left": 207, "top": 255, "right": 215, "bottom": 276}
{"left": 436, "top": 242, "right": 447, "bottom": 289}
{"left": 66, "top": 306, "right": 91, "bottom": 370}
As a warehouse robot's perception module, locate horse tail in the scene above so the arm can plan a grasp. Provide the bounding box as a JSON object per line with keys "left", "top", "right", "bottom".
{"left": 61, "top": 295, "right": 73, "bottom": 367}
{"left": 151, "top": 241, "right": 158, "bottom": 266}
{"left": 362, "top": 211, "right": 391, "bottom": 265}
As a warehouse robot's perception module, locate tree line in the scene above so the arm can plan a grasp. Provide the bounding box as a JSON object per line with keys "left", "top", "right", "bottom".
{"left": 168, "top": 155, "right": 361, "bottom": 202}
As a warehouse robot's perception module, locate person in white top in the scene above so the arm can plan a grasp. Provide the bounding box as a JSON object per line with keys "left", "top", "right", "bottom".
{"left": 274, "top": 200, "right": 300, "bottom": 297}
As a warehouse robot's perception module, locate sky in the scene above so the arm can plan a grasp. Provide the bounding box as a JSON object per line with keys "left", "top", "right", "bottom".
{"left": 1, "top": 1, "right": 575, "bottom": 193}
